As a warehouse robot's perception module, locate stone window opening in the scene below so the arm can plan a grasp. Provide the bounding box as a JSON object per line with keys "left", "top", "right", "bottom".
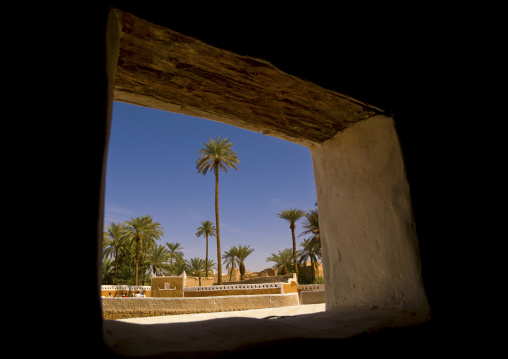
{"left": 101, "top": 7, "right": 430, "bottom": 357}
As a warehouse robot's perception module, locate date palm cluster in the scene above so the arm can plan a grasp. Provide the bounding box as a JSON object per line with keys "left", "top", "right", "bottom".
{"left": 102, "top": 215, "right": 193, "bottom": 286}
{"left": 269, "top": 207, "right": 321, "bottom": 283}
{"left": 102, "top": 215, "right": 255, "bottom": 286}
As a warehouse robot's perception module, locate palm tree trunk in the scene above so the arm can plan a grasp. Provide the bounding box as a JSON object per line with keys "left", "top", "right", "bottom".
{"left": 311, "top": 257, "right": 315, "bottom": 284}
{"left": 291, "top": 225, "right": 298, "bottom": 278}
{"left": 281, "top": 265, "right": 288, "bottom": 275}
{"left": 135, "top": 238, "right": 140, "bottom": 286}
{"left": 114, "top": 247, "right": 118, "bottom": 284}
{"left": 240, "top": 262, "right": 245, "bottom": 280}
{"left": 215, "top": 165, "right": 222, "bottom": 284}
{"left": 205, "top": 233, "right": 209, "bottom": 277}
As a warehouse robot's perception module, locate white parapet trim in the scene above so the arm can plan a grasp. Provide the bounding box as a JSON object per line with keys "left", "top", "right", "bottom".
{"left": 285, "top": 273, "right": 297, "bottom": 283}
{"left": 130, "top": 285, "right": 151, "bottom": 292}
{"left": 297, "top": 284, "right": 325, "bottom": 291}
{"left": 184, "top": 282, "right": 283, "bottom": 292}
{"left": 101, "top": 285, "right": 151, "bottom": 292}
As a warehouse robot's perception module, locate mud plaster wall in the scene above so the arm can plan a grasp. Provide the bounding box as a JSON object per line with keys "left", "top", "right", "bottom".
{"left": 102, "top": 294, "right": 299, "bottom": 319}
{"left": 300, "top": 290, "right": 326, "bottom": 305}
{"left": 151, "top": 276, "right": 184, "bottom": 297}
{"left": 283, "top": 280, "right": 298, "bottom": 294}
{"left": 184, "top": 276, "right": 215, "bottom": 287}
{"left": 310, "top": 115, "right": 429, "bottom": 316}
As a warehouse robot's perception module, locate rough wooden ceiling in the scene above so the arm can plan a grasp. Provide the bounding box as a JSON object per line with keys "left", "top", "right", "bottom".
{"left": 113, "top": 9, "right": 383, "bottom": 146}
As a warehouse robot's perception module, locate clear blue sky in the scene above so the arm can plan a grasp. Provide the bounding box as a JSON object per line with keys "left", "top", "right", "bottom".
{"left": 104, "top": 102, "right": 317, "bottom": 273}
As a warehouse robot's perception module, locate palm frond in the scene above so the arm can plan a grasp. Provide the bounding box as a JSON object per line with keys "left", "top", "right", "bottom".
{"left": 266, "top": 248, "right": 295, "bottom": 274}
{"left": 235, "top": 244, "right": 254, "bottom": 261}
{"left": 277, "top": 208, "right": 307, "bottom": 224}
{"left": 165, "top": 242, "right": 184, "bottom": 265}
{"left": 195, "top": 220, "right": 217, "bottom": 238}
{"left": 186, "top": 257, "right": 207, "bottom": 277}
{"left": 195, "top": 136, "right": 240, "bottom": 176}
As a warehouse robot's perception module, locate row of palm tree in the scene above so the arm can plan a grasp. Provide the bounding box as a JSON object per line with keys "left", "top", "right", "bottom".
{"left": 103, "top": 210, "right": 319, "bottom": 284}
{"left": 103, "top": 230, "right": 214, "bottom": 286}
{"left": 213, "top": 205, "right": 320, "bottom": 282}
{"left": 103, "top": 215, "right": 256, "bottom": 285}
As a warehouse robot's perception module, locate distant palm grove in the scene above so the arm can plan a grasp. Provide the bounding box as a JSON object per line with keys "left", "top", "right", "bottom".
{"left": 102, "top": 137, "right": 322, "bottom": 286}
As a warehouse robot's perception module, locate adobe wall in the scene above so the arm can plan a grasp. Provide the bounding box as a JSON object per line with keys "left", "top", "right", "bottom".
{"left": 283, "top": 279, "right": 298, "bottom": 294}
{"left": 300, "top": 290, "right": 325, "bottom": 305}
{"left": 298, "top": 262, "right": 324, "bottom": 283}
{"left": 151, "top": 276, "right": 184, "bottom": 297}
{"left": 310, "top": 115, "right": 429, "bottom": 317}
{"left": 184, "top": 276, "right": 215, "bottom": 287}
{"left": 183, "top": 279, "right": 298, "bottom": 297}
{"left": 102, "top": 293, "right": 299, "bottom": 319}
{"left": 102, "top": 277, "right": 300, "bottom": 319}
{"left": 226, "top": 274, "right": 295, "bottom": 285}
{"left": 297, "top": 284, "right": 326, "bottom": 304}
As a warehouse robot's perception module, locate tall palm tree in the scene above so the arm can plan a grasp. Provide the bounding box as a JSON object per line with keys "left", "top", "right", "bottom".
{"left": 266, "top": 248, "right": 294, "bottom": 275}
{"left": 195, "top": 220, "right": 216, "bottom": 277}
{"left": 277, "top": 208, "right": 306, "bottom": 277}
{"left": 299, "top": 208, "right": 320, "bottom": 249}
{"left": 165, "top": 242, "right": 184, "bottom": 266}
{"left": 125, "top": 215, "right": 164, "bottom": 285}
{"left": 103, "top": 222, "right": 128, "bottom": 284}
{"left": 196, "top": 136, "right": 240, "bottom": 284}
{"left": 297, "top": 238, "right": 322, "bottom": 284}
{"left": 235, "top": 244, "right": 254, "bottom": 280}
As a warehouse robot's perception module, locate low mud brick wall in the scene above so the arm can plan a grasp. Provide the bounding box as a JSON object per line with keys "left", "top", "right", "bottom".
{"left": 102, "top": 293, "right": 299, "bottom": 319}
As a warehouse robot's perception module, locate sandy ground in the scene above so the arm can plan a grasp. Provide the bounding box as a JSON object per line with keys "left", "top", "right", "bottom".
{"left": 114, "top": 303, "right": 326, "bottom": 324}
{"left": 103, "top": 304, "right": 429, "bottom": 357}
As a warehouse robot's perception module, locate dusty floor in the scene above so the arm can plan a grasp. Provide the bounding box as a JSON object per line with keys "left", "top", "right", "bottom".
{"left": 103, "top": 305, "right": 430, "bottom": 358}
{"left": 114, "top": 304, "right": 326, "bottom": 324}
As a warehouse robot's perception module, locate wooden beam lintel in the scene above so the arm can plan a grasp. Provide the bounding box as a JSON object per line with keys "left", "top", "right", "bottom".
{"left": 113, "top": 8, "right": 383, "bottom": 146}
